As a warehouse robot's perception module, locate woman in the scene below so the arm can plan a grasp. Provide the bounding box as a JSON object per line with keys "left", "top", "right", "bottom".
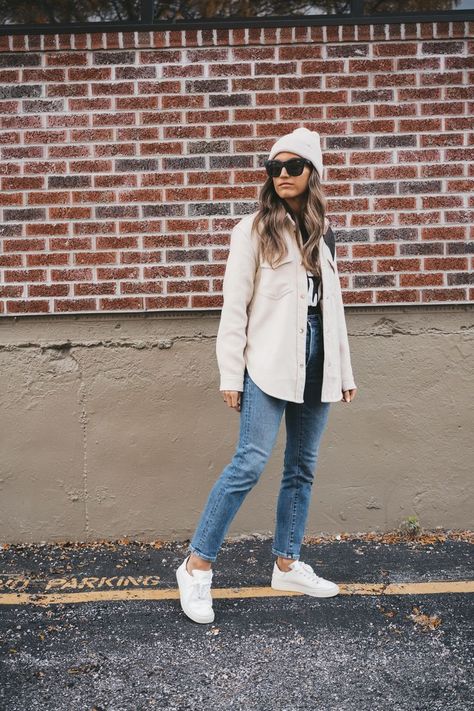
{"left": 176, "top": 127, "right": 358, "bottom": 624}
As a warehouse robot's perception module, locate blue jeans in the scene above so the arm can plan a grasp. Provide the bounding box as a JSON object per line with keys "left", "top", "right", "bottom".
{"left": 188, "top": 311, "right": 331, "bottom": 562}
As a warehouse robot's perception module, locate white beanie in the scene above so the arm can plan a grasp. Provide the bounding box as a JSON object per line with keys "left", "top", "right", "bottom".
{"left": 268, "top": 126, "right": 323, "bottom": 179}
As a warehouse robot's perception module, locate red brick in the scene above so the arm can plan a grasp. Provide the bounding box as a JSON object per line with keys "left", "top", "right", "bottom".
{"left": 55, "top": 298, "right": 97, "bottom": 311}
{"left": 120, "top": 281, "right": 164, "bottom": 294}
{"left": 75, "top": 282, "right": 116, "bottom": 296}
{"left": 424, "top": 257, "right": 468, "bottom": 270}
{"left": 29, "top": 284, "right": 70, "bottom": 296}
{"left": 353, "top": 244, "right": 397, "bottom": 258}
{"left": 375, "top": 290, "right": 420, "bottom": 303}
{"left": 377, "top": 259, "right": 421, "bottom": 272}
{"left": 100, "top": 297, "right": 144, "bottom": 310}
{"left": 7, "top": 299, "right": 50, "bottom": 313}
{"left": 400, "top": 274, "right": 444, "bottom": 287}
{"left": 422, "top": 288, "right": 467, "bottom": 302}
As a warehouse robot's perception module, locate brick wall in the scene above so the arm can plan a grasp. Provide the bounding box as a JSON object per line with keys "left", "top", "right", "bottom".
{"left": 0, "top": 20, "right": 472, "bottom": 316}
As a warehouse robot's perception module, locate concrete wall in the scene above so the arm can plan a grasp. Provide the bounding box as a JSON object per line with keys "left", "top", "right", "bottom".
{"left": 0, "top": 306, "right": 472, "bottom": 544}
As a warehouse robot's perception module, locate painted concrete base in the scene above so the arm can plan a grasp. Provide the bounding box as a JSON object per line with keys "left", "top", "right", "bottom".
{"left": 0, "top": 306, "right": 472, "bottom": 543}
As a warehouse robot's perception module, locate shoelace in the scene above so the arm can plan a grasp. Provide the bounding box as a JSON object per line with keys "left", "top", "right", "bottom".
{"left": 190, "top": 576, "right": 213, "bottom": 601}
{"left": 291, "top": 561, "right": 322, "bottom": 582}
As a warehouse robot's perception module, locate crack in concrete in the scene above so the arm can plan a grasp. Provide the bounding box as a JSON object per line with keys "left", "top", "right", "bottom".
{"left": 0, "top": 334, "right": 219, "bottom": 351}
{"left": 360, "top": 317, "right": 474, "bottom": 337}
{"left": 66, "top": 348, "right": 90, "bottom": 537}
{"left": 0, "top": 323, "right": 471, "bottom": 353}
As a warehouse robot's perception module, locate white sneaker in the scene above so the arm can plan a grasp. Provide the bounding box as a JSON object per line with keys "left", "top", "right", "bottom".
{"left": 175, "top": 555, "right": 215, "bottom": 623}
{"left": 271, "top": 559, "right": 340, "bottom": 597}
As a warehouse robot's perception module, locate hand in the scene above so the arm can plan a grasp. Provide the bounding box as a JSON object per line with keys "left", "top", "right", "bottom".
{"left": 341, "top": 387, "right": 357, "bottom": 403}
{"left": 221, "top": 390, "right": 242, "bottom": 411}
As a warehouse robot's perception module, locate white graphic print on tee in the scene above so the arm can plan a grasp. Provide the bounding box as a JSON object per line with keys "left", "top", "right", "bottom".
{"left": 306, "top": 270, "right": 322, "bottom": 307}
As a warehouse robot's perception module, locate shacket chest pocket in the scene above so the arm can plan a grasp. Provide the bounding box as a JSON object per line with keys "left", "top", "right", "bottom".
{"left": 256, "top": 255, "right": 295, "bottom": 299}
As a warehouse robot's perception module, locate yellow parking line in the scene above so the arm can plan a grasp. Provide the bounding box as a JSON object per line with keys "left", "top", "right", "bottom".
{"left": 0, "top": 580, "right": 472, "bottom": 606}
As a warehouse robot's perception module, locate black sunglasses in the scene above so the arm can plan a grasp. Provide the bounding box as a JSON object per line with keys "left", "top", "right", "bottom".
{"left": 264, "top": 158, "right": 313, "bottom": 178}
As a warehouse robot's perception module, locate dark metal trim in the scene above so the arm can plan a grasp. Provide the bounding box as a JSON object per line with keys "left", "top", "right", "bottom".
{"left": 140, "top": 0, "right": 154, "bottom": 24}
{"left": 1, "top": 10, "right": 473, "bottom": 38}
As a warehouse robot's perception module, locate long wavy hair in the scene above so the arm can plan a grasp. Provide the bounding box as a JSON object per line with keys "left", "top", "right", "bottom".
{"left": 251, "top": 164, "right": 328, "bottom": 275}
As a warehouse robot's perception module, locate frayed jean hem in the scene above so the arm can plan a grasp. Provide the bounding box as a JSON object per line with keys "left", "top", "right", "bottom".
{"left": 271, "top": 548, "right": 300, "bottom": 560}
{"left": 187, "top": 543, "right": 217, "bottom": 563}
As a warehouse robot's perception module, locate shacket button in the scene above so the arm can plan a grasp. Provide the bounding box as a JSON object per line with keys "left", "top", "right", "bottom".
{"left": 300, "top": 294, "right": 305, "bottom": 299}
{"left": 299, "top": 328, "right": 304, "bottom": 333}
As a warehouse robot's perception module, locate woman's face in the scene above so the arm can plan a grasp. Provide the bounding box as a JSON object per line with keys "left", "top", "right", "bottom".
{"left": 271, "top": 151, "right": 313, "bottom": 201}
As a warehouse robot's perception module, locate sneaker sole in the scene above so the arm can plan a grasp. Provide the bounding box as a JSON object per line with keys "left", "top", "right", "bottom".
{"left": 175, "top": 567, "right": 215, "bottom": 624}
{"left": 271, "top": 579, "right": 340, "bottom": 597}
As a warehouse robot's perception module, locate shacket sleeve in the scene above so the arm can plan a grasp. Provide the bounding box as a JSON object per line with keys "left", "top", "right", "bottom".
{"left": 216, "top": 222, "right": 258, "bottom": 393}
{"left": 333, "top": 254, "right": 357, "bottom": 392}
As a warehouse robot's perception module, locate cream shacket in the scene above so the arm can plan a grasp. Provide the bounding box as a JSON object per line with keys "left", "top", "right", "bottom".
{"left": 216, "top": 210, "right": 357, "bottom": 403}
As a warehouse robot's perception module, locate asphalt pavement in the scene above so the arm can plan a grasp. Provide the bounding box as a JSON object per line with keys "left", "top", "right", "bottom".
{"left": 0, "top": 531, "right": 472, "bottom": 711}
